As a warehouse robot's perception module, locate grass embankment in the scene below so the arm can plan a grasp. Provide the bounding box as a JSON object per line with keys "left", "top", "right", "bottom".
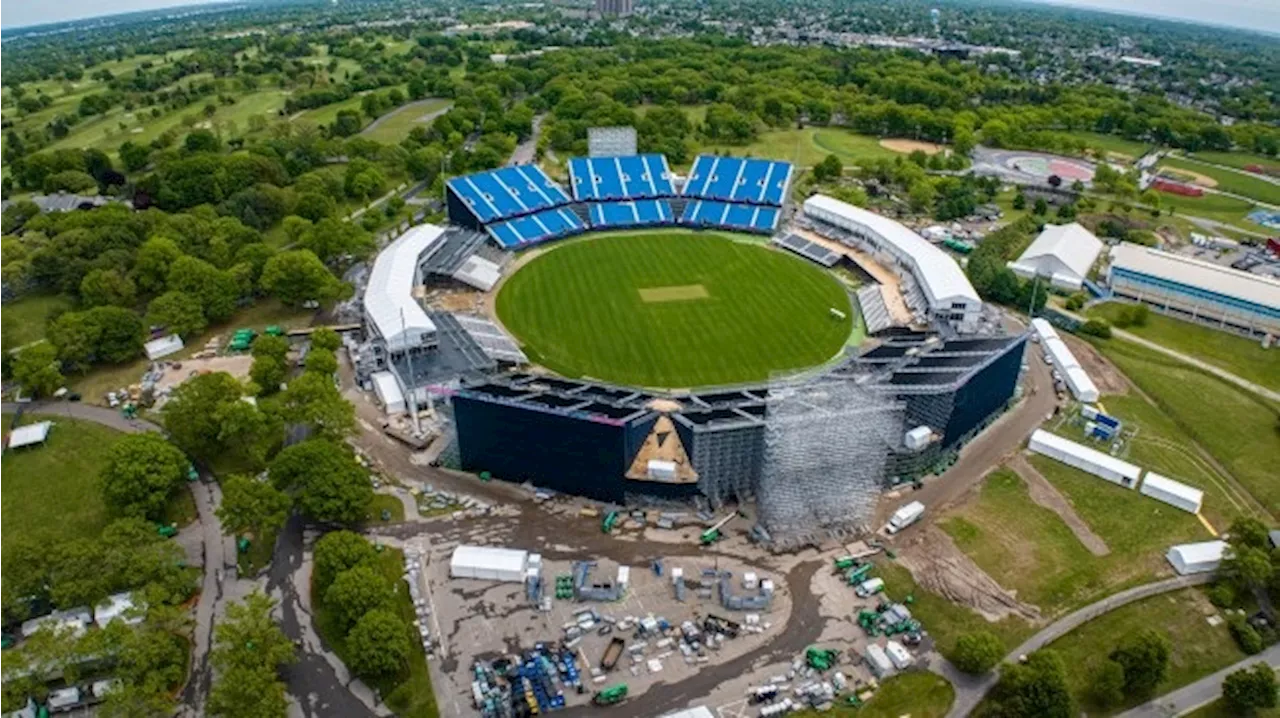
{"left": 312, "top": 547, "right": 438, "bottom": 718}
{"left": 793, "top": 672, "right": 955, "bottom": 718}
{"left": 875, "top": 561, "right": 1033, "bottom": 656}
{"left": 1085, "top": 304, "right": 1279, "bottom": 391}
{"left": 496, "top": 231, "right": 854, "bottom": 388}
{"left": 1185, "top": 695, "right": 1280, "bottom": 718}
{"left": 1159, "top": 156, "right": 1280, "bottom": 206}
{"left": 699, "top": 127, "right": 910, "bottom": 169}
{"left": 1087, "top": 338, "right": 1280, "bottom": 517}
{"left": 1185, "top": 150, "right": 1280, "bottom": 174}
{"left": 361, "top": 98, "right": 453, "bottom": 144}
{"left": 1044, "top": 587, "right": 1243, "bottom": 715}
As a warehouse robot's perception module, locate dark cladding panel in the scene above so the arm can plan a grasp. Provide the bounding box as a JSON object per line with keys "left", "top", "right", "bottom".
{"left": 941, "top": 335, "right": 1026, "bottom": 445}
{"left": 453, "top": 394, "right": 629, "bottom": 502}
{"left": 446, "top": 186, "right": 486, "bottom": 230}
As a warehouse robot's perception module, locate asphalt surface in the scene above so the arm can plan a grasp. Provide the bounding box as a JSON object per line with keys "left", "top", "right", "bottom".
{"left": 2, "top": 400, "right": 161, "bottom": 433}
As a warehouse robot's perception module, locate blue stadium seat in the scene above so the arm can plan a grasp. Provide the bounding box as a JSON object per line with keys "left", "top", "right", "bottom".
{"left": 634, "top": 200, "right": 664, "bottom": 224}
{"left": 724, "top": 202, "right": 756, "bottom": 228}
{"left": 684, "top": 156, "right": 716, "bottom": 198}
{"left": 618, "top": 156, "right": 651, "bottom": 197}
{"left": 644, "top": 155, "right": 675, "bottom": 196}
{"left": 448, "top": 165, "right": 573, "bottom": 225}
{"left": 487, "top": 221, "right": 524, "bottom": 248}
{"left": 592, "top": 158, "right": 626, "bottom": 200}
{"left": 681, "top": 155, "right": 793, "bottom": 208}
{"left": 705, "top": 157, "right": 742, "bottom": 200}
{"left": 568, "top": 158, "right": 593, "bottom": 201}
{"left": 734, "top": 159, "right": 769, "bottom": 203}
{"left": 752, "top": 206, "right": 780, "bottom": 232}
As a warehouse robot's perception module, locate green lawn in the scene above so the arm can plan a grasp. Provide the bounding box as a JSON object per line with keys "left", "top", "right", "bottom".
{"left": 635, "top": 103, "right": 709, "bottom": 124}
{"left": 942, "top": 470, "right": 1128, "bottom": 618}
{"left": 294, "top": 84, "right": 408, "bottom": 128}
{"left": 2, "top": 292, "right": 74, "bottom": 349}
{"left": 495, "top": 231, "right": 855, "bottom": 388}
{"left": 1153, "top": 192, "right": 1259, "bottom": 231}
{"left": 1185, "top": 695, "right": 1280, "bottom": 718}
{"left": 366, "top": 493, "right": 406, "bottom": 523}
{"left": 1159, "top": 157, "right": 1280, "bottom": 206}
{"left": 1087, "top": 338, "right": 1280, "bottom": 517}
{"left": 875, "top": 561, "right": 1033, "bottom": 659}
{"left": 361, "top": 99, "right": 453, "bottom": 143}
{"left": 1186, "top": 150, "right": 1280, "bottom": 174}
{"left": 313, "top": 547, "right": 438, "bottom": 718}
{"left": 1085, "top": 304, "right": 1279, "bottom": 391}
{"left": 1044, "top": 587, "right": 1243, "bottom": 715}
{"left": 1061, "top": 131, "right": 1151, "bottom": 160}
{"left": 794, "top": 672, "right": 954, "bottom": 718}
{"left": 698, "top": 127, "right": 905, "bottom": 169}
{"left": 1031, "top": 454, "right": 1209, "bottom": 558}
{"left": 1, "top": 413, "right": 120, "bottom": 550}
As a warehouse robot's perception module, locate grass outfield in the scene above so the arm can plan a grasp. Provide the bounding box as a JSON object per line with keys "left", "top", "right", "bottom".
{"left": 1159, "top": 156, "right": 1280, "bottom": 206}
{"left": 495, "top": 231, "right": 855, "bottom": 388}
{"left": 2, "top": 413, "right": 119, "bottom": 550}
{"left": 1085, "top": 304, "right": 1279, "bottom": 390}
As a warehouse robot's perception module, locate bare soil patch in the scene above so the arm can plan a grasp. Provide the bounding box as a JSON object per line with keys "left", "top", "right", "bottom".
{"left": 155, "top": 355, "right": 253, "bottom": 394}
{"left": 1161, "top": 167, "right": 1219, "bottom": 188}
{"left": 1061, "top": 333, "right": 1129, "bottom": 395}
{"left": 638, "top": 284, "right": 710, "bottom": 302}
{"left": 897, "top": 525, "right": 1042, "bottom": 623}
{"left": 880, "top": 138, "right": 945, "bottom": 155}
{"left": 1009, "top": 454, "right": 1111, "bottom": 557}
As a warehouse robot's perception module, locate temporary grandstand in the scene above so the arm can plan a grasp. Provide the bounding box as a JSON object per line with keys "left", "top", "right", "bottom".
{"left": 800, "top": 194, "right": 982, "bottom": 333}
{"left": 364, "top": 224, "right": 444, "bottom": 355}
{"left": 445, "top": 153, "right": 793, "bottom": 248}
{"left": 444, "top": 329, "right": 1025, "bottom": 545}
{"left": 773, "top": 233, "right": 842, "bottom": 267}
{"left": 1106, "top": 243, "right": 1280, "bottom": 338}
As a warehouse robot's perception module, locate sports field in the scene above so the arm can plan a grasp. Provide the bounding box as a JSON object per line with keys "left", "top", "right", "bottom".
{"left": 495, "top": 231, "right": 856, "bottom": 388}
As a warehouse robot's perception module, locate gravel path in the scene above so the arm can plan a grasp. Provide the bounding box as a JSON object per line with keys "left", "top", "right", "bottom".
{"left": 1009, "top": 453, "right": 1110, "bottom": 556}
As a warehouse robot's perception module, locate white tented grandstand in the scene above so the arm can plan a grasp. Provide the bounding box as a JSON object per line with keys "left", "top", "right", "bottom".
{"left": 801, "top": 194, "right": 982, "bottom": 333}
{"left": 364, "top": 224, "right": 444, "bottom": 353}
{"left": 856, "top": 285, "right": 895, "bottom": 334}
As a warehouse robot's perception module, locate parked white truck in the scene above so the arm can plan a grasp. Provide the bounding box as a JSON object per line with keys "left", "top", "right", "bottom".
{"left": 884, "top": 501, "right": 925, "bottom": 534}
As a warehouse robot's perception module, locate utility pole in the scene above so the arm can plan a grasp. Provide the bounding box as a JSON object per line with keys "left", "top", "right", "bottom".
{"left": 400, "top": 307, "right": 422, "bottom": 435}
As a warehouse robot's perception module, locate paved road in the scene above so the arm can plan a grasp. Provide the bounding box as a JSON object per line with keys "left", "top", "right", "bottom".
{"left": 177, "top": 478, "right": 238, "bottom": 717}
{"left": 2, "top": 400, "right": 161, "bottom": 433}
{"left": 1116, "top": 643, "right": 1280, "bottom": 718}
{"left": 943, "top": 573, "right": 1216, "bottom": 718}
{"left": 508, "top": 114, "right": 544, "bottom": 165}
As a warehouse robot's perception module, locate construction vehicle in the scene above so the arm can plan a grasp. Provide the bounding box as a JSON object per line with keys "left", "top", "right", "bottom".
{"left": 264, "top": 325, "right": 285, "bottom": 337}
{"left": 157, "top": 523, "right": 178, "bottom": 538}
{"left": 186, "top": 463, "right": 199, "bottom": 482}
{"left": 600, "top": 637, "right": 625, "bottom": 670}
{"left": 592, "top": 684, "right": 628, "bottom": 706}
{"left": 834, "top": 556, "right": 857, "bottom": 571}
{"left": 699, "top": 513, "right": 735, "bottom": 545}
{"left": 602, "top": 511, "right": 619, "bottom": 534}
{"left": 806, "top": 647, "right": 839, "bottom": 672}
{"left": 885, "top": 501, "right": 925, "bottom": 534}
{"left": 845, "top": 563, "right": 873, "bottom": 584}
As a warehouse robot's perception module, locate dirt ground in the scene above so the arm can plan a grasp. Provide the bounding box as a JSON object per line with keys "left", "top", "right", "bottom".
{"left": 896, "top": 525, "right": 1042, "bottom": 624}
{"left": 1160, "top": 166, "right": 1218, "bottom": 188}
{"left": 1008, "top": 454, "right": 1110, "bottom": 557}
{"left": 1059, "top": 333, "right": 1129, "bottom": 395}
{"left": 791, "top": 228, "right": 916, "bottom": 326}
{"left": 427, "top": 287, "right": 486, "bottom": 313}
{"left": 154, "top": 355, "right": 253, "bottom": 394}
{"left": 879, "top": 139, "right": 945, "bottom": 155}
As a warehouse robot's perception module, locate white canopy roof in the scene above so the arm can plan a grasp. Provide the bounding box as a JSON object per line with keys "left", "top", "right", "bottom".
{"left": 1029, "top": 429, "right": 1141, "bottom": 480}
{"left": 365, "top": 224, "right": 446, "bottom": 352}
{"left": 1110, "top": 243, "right": 1280, "bottom": 311}
{"left": 1012, "top": 222, "right": 1103, "bottom": 281}
{"left": 451, "top": 255, "right": 502, "bottom": 292}
{"left": 803, "top": 194, "right": 980, "bottom": 307}
{"left": 144, "top": 334, "right": 184, "bottom": 360}
{"left": 1167, "top": 540, "right": 1227, "bottom": 567}
{"left": 8, "top": 421, "right": 52, "bottom": 449}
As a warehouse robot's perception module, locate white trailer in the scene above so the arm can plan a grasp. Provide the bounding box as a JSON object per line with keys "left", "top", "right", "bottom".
{"left": 885, "top": 501, "right": 925, "bottom": 534}
{"left": 1028, "top": 430, "right": 1140, "bottom": 488}
{"left": 1139, "top": 472, "right": 1203, "bottom": 514}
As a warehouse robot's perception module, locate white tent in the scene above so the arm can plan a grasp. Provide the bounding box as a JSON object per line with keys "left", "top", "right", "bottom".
{"left": 94, "top": 592, "right": 144, "bottom": 629}
{"left": 144, "top": 334, "right": 184, "bottom": 360}
{"left": 371, "top": 371, "right": 406, "bottom": 415}
{"left": 365, "top": 224, "right": 444, "bottom": 352}
{"left": 660, "top": 709, "right": 715, "bottom": 718}
{"left": 7, "top": 421, "right": 52, "bottom": 449}
{"left": 1008, "top": 222, "right": 1104, "bottom": 291}
{"left": 885, "top": 640, "right": 913, "bottom": 669}
{"left": 1166, "top": 540, "right": 1227, "bottom": 575}
{"left": 451, "top": 255, "right": 502, "bottom": 292}
{"left": 449, "top": 545, "right": 529, "bottom": 582}
{"left": 1028, "top": 430, "right": 1140, "bottom": 488}
{"left": 1139, "top": 472, "right": 1203, "bottom": 514}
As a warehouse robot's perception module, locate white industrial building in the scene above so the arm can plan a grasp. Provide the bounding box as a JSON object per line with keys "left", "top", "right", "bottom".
{"left": 1166, "top": 540, "right": 1228, "bottom": 575}
{"left": 1028, "top": 429, "right": 1141, "bottom": 488}
{"left": 364, "top": 224, "right": 445, "bottom": 354}
{"left": 21, "top": 606, "right": 92, "bottom": 639}
{"left": 1107, "top": 243, "right": 1280, "bottom": 338}
{"left": 370, "top": 371, "right": 407, "bottom": 414}
{"left": 449, "top": 545, "right": 530, "bottom": 582}
{"left": 1031, "top": 318, "right": 1099, "bottom": 403}
{"left": 1139, "top": 472, "right": 1203, "bottom": 514}
{"left": 1008, "top": 222, "right": 1104, "bottom": 291}
{"left": 802, "top": 195, "right": 982, "bottom": 332}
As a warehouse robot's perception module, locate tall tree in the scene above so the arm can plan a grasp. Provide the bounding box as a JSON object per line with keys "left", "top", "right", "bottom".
{"left": 12, "top": 342, "right": 64, "bottom": 397}
{"left": 324, "top": 564, "right": 393, "bottom": 632}
{"left": 99, "top": 433, "right": 189, "bottom": 520}
{"left": 311, "top": 530, "right": 378, "bottom": 591}
{"left": 269, "top": 440, "right": 371, "bottom": 525}
{"left": 346, "top": 609, "right": 411, "bottom": 679}
{"left": 1108, "top": 629, "right": 1171, "bottom": 699}
{"left": 216, "top": 475, "right": 291, "bottom": 540}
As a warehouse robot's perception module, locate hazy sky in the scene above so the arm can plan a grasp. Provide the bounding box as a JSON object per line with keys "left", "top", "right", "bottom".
{"left": 2, "top": 0, "right": 1278, "bottom": 33}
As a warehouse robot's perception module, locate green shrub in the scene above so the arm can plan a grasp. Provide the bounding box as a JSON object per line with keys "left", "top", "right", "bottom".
{"left": 1078, "top": 319, "right": 1112, "bottom": 339}
{"left": 1208, "top": 582, "right": 1239, "bottom": 609}
{"left": 1229, "top": 616, "right": 1264, "bottom": 655}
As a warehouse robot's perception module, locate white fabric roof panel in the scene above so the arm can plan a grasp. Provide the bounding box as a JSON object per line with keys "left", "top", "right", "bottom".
{"left": 1109, "top": 242, "right": 1280, "bottom": 311}
{"left": 1140, "top": 472, "right": 1204, "bottom": 514}
{"left": 449, "top": 545, "right": 529, "bottom": 582}
{"left": 660, "top": 708, "right": 716, "bottom": 718}
{"left": 451, "top": 255, "right": 502, "bottom": 292}
{"left": 144, "top": 334, "right": 184, "bottom": 360}
{"left": 1030, "top": 318, "right": 1060, "bottom": 341}
{"left": 371, "top": 371, "right": 406, "bottom": 414}
{"left": 1028, "top": 429, "right": 1140, "bottom": 487}
{"left": 1166, "top": 540, "right": 1227, "bottom": 575}
{"left": 802, "top": 194, "right": 980, "bottom": 307}
{"left": 7, "top": 421, "right": 52, "bottom": 449}
{"left": 365, "top": 224, "right": 446, "bottom": 352}
{"left": 1012, "top": 222, "right": 1104, "bottom": 282}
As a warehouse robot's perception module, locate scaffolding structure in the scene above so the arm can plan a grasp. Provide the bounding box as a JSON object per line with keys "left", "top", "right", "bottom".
{"left": 757, "top": 377, "right": 904, "bottom": 550}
